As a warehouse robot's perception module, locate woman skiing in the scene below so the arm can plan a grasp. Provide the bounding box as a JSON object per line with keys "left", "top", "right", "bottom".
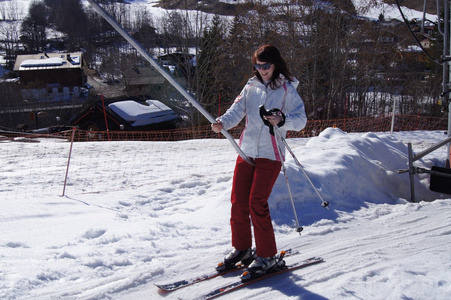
{"left": 211, "top": 44, "right": 307, "bottom": 275}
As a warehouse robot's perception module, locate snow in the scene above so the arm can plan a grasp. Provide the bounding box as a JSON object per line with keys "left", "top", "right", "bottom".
{"left": 109, "top": 100, "right": 179, "bottom": 127}
{"left": 351, "top": 0, "right": 438, "bottom": 22}
{"left": 110, "top": 0, "right": 439, "bottom": 23}
{"left": 1, "top": 129, "right": 450, "bottom": 299}
{"left": 69, "top": 56, "right": 81, "bottom": 65}
{"left": 20, "top": 57, "right": 64, "bottom": 68}
{"left": 9, "top": 0, "right": 438, "bottom": 24}
{"left": 18, "top": 54, "right": 81, "bottom": 69}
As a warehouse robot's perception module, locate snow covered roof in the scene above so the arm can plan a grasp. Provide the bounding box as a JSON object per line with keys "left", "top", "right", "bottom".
{"left": 21, "top": 57, "right": 64, "bottom": 68}
{"left": 14, "top": 52, "right": 83, "bottom": 71}
{"left": 108, "top": 100, "right": 179, "bottom": 127}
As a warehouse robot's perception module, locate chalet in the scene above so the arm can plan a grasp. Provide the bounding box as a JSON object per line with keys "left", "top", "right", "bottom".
{"left": 70, "top": 99, "right": 182, "bottom": 131}
{"left": 13, "top": 52, "right": 87, "bottom": 102}
{"left": 125, "top": 66, "right": 165, "bottom": 95}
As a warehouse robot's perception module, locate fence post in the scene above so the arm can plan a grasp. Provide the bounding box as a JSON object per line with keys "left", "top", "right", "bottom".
{"left": 101, "top": 94, "right": 111, "bottom": 141}
{"left": 62, "top": 127, "right": 76, "bottom": 197}
{"left": 407, "top": 143, "right": 416, "bottom": 202}
{"left": 390, "top": 98, "right": 397, "bottom": 135}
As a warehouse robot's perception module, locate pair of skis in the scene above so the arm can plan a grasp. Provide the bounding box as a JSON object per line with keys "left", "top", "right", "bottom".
{"left": 155, "top": 249, "right": 323, "bottom": 299}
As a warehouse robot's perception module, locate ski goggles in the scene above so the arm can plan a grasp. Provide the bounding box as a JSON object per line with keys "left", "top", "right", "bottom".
{"left": 254, "top": 63, "right": 272, "bottom": 70}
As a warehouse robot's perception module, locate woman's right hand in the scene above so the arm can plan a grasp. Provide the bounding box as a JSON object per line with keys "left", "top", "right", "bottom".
{"left": 211, "top": 121, "right": 223, "bottom": 133}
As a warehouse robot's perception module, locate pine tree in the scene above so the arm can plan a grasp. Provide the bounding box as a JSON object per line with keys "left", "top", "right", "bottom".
{"left": 197, "top": 15, "right": 226, "bottom": 121}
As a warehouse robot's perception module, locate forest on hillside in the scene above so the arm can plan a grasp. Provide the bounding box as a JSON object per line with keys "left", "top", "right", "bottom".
{"left": 0, "top": 0, "right": 447, "bottom": 127}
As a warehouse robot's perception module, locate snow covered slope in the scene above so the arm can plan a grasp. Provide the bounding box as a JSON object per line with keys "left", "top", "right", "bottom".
{"left": 1, "top": 129, "right": 450, "bottom": 299}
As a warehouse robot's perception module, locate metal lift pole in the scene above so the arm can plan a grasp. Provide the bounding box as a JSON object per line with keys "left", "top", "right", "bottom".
{"left": 442, "top": 0, "right": 451, "bottom": 167}
{"left": 447, "top": 0, "right": 451, "bottom": 167}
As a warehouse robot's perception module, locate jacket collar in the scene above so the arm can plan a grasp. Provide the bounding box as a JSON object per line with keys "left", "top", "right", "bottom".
{"left": 249, "top": 74, "right": 299, "bottom": 89}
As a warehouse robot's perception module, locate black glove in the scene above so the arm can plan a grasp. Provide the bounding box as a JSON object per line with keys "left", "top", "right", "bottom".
{"left": 259, "top": 105, "right": 286, "bottom": 135}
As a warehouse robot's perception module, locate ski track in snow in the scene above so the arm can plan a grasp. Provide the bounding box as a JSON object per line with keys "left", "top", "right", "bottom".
{"left": 1, "top": 130, "right": 451, "bottom": 300}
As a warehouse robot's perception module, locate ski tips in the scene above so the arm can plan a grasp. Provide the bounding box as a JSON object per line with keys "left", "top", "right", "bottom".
{"left": 240, "top": 270, "right": 251, "bottom": 282}
{"left": 215, "top": 261, "right": 228, "bottom": 272}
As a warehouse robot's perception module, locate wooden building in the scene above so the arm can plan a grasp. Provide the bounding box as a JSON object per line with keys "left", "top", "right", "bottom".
{"left": 13, "top": 52, "right": 86, "bottom": 102}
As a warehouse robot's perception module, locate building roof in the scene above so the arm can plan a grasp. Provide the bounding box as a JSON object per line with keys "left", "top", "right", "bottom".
{"left": 109, "top": 100, "right": 179, "bottom": 127}
{"left": 70, "top": 99, "right": 181, "bottom": 131}
{"left": 13, "top": 52, "right": 83, "bottom": 71}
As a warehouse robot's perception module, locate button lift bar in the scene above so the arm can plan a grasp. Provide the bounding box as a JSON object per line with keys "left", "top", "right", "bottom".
{"left": 398, "top": 136, "right": 451, "bottom": 202}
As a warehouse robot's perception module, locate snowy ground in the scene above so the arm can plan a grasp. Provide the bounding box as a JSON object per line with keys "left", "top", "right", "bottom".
{"left": 1, "top": 129, "right": 450, "bottom": 299}
{"left": 8, "top": 0, "right": 438, "bottom": 24}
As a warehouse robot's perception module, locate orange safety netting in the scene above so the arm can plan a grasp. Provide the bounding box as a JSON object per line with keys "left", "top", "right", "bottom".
{"left": 1, "top": 114, "right": 448, "bottom": 142}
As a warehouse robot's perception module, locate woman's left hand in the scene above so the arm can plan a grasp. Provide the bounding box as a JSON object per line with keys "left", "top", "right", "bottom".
{"left": 263, "top": 115, "right": 282, "bottom": 126}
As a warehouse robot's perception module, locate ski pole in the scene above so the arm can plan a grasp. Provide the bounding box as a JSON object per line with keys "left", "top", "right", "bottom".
{"left": 259, "top": 105, "right": 303, "bottom": 233}
{"left": 272, "top": 126, "right": 303, "bottom": 234}
{"left": 86, "top": 0, "right": 254, "bottom": 166}
{"left": 273, "top": 126, "right": 330, "bottom": 208}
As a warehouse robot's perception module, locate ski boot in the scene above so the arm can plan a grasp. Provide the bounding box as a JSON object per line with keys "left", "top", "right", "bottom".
{"left": 216, "top": 248, "right": 253, "bottom": 272}
{"left": 240, "top": 251, "right": 287, "bottom": 282}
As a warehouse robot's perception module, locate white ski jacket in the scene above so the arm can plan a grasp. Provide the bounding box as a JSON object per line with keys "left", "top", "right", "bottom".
{"left": 218, "top": 75, "right": 307, "bottom": 161}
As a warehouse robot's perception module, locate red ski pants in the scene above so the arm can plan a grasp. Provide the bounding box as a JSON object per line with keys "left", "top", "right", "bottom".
{"left": 230, "top": 156, "right": 281, "bottom": 258}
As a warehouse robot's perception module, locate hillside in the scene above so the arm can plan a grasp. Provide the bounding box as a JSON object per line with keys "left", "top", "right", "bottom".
{"left": 154, "top": 0, "right": 435, "bottom": 17}
{"left": 1, "top": 130, "right": 450, "bottom": 299}
{"left": 384, "top": 0, "right": 436, "bottom": 14}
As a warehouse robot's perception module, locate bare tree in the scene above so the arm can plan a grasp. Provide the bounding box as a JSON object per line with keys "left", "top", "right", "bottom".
{"left": 156, "top": 6, "right": 211, "bottom": 126}
{"left": 45, "top": 0, "right": 88, "bottom": 51}
{"left": 131, "top": 6, "right": 157, "bottom": 51}
{"left": 0, "top": 20, "right": 21, "bottom": 70}
{"left": 0, "top": 0, "right": 23, "bottom": 21}
{"left": 20, "top": 1, "right": 48, "bottom": 52}
{"left": 0, "top": 1, "right": 23, "bottom": 69}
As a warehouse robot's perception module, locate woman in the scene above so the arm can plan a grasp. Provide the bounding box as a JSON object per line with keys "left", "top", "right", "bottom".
{"left": 211, "top": 44, "right": 307, "bottom": 275}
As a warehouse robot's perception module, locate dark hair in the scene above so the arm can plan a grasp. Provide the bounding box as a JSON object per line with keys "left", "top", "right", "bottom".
{"left": 252, "top": 44, "right": 294, "bottom": 89}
